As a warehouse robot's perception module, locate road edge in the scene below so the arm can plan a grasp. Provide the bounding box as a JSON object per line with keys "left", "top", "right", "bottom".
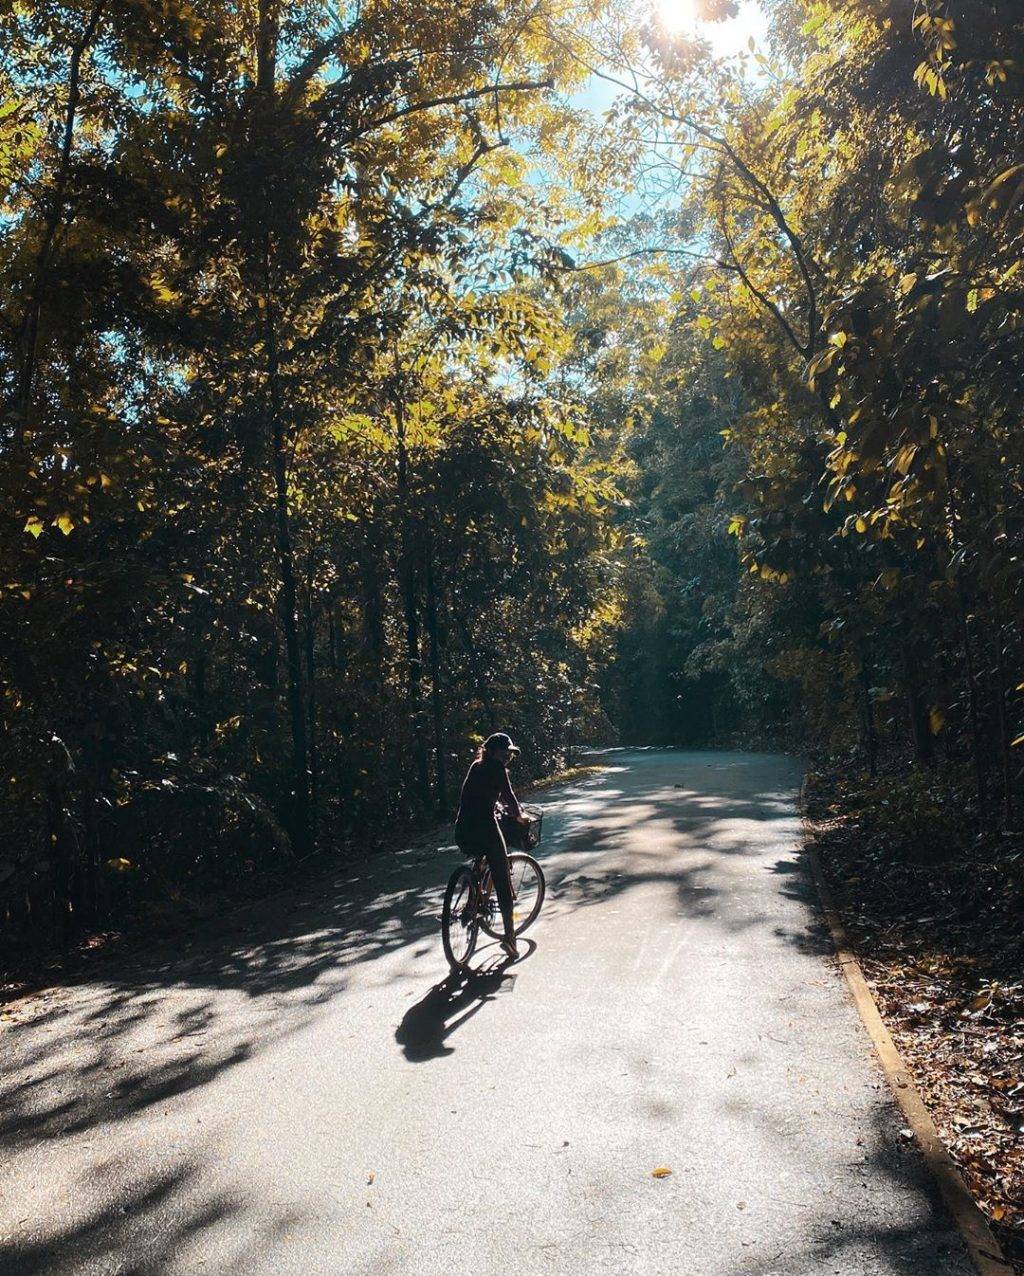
{"left": 0, "top": 761, "right": 612, "bottom": 1026}
{"left": 798, "top": 779, "right": 1013, "bottom": 1276}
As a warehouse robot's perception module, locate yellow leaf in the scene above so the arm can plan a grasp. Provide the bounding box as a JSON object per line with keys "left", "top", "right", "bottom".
{"left": 829, "top": 331, "right": 847, "bottom": 348}
{"left": 106, "top": 857, "right": 133, "bottom": 872}
{"left": 651, "top": 1167, "right": 672, "bottom": 1179}
{"left": 898, "top": 273, "right": 918, "bottom": 296}
{"left": 894, "top": 444, "right": 918, "bottom": 476}
{"left": 929, "top": 708, "right": 945, "bottom": 735}
{"left": 992, "top": 1206, "right": 1006, "bottom": 1222}
{"left": 54, "top": 514, "right": 75, "bottom": 535}
{"left": 855, "top": 517, "right": 868, "bottom": 533}
{"left": 23, "top": 516, "right": 44, "bottom": 538}
{"left": 982, "top": 163, "right": 1024, "bottom": 203}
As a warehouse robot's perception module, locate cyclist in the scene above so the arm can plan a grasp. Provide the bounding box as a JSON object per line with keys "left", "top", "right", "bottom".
{"left": 454, "top": 732, "right": 525, "bottom": 961}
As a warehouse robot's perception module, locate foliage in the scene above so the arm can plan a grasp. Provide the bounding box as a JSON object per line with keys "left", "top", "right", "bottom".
{"left": 600, "top": 0, "right": 1024, "bottom": 813}
{"left": 7, "top": 0, "right": 1024, "bottom": 971}
{"left": 0, "top": 0, "right": 628, "bottom": 957}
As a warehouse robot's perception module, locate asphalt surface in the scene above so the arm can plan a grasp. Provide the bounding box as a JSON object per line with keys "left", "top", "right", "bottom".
{"left": 0, "top": 750, "right": 973, "bottom": 1275}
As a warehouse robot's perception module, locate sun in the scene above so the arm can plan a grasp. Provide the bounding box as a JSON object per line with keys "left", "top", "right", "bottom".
{"left": 654, "top": 0, "right": 768, "bottom": 55}
{"left": 655, "top": 0, "right": 699, "bottom": 35}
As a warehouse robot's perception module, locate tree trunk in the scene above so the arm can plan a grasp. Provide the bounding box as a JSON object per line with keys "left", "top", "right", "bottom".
{"left": 957, "top": 596, "right": 987, "bottom": 809}
{"left": 455, "top": 610, "right": 498, "bottom": 729}
{"left": 900, "top": 644, "right": 934, "bottom": 768}
{"left": 424, "top": 544, "right": 448, "bottom": 814}
{"left": 994, "top": 629, "right": 1014, "bottom": 830}
{"left": 265, "top": 290, "right": 312, "bottom": 854}
{"left": 304, "top": 580, "right": 319, "bottom": 830}
{"left": 394, "top": 399, "right": 430, "bottom": 805}
{"left": 13, "top": 0, "right": 106, "bottom": 430}
{"left": 255, "top": 13, "right": 310, "bottom": 853}
{"left": 857, "top": 654, "right": 878, "bottom": 779}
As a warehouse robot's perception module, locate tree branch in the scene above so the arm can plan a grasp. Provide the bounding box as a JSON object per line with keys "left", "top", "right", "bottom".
{"left": 558, "top": 245, "right": 738, "bottom": 272}
{"left": 343, "top": 78, "right": 553, "bottom": 143}
{"left": 719, "top": 206, "right": 809, "bottom": 358}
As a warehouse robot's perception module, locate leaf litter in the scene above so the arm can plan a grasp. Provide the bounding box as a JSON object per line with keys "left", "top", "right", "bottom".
{"left": 806, "top": 767, "right": 1024, "bottom": 1272}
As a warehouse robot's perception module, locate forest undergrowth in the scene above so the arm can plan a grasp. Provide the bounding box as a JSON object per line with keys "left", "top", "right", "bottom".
{"left": 0, "top": 761, "right": 605, "bottom": 1007}
{"left": 806, "top": 763, "right": 1024, "bottom": 1269}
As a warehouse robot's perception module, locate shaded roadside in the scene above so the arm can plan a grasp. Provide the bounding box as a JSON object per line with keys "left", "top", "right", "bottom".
{"left": 0, "top": 764, "right": 604, "bottom": 1011}
{"left": 0, "top": 750, "right": 977, "bottom": 1275}
{"left": 804, "top": 764, "right": 1024, "bottom": 1272}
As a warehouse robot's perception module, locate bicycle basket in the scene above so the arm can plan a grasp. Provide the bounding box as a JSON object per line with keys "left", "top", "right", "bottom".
{"left": 499, "top": 804, "right": 543, "bottom": 851}
{"left": 499, "top": 805, "right": 542, "bottom": 851}
{"left": 519, "top": 805, "right": 543, "bottom": 850}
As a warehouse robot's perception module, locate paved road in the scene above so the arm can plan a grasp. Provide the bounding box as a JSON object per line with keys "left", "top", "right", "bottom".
{"left": 1, "top": 751, "right": 972, "bottom": 1275}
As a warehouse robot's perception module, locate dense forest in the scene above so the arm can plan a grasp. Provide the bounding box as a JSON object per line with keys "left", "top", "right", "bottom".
{"left": 3, "top": 0, "right": 1023, "bottom": 959}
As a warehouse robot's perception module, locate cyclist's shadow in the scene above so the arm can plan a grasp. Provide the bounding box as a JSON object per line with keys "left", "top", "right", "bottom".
{"left": 395, "top": 941, "right": 535, "bottom": 1062}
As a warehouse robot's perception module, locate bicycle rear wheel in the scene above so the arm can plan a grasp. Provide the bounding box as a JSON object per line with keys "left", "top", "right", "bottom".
{"left": 441, "top": 865, "right": 479, "bottom": 970}
{"left": 480, "top": 852, "right": 545, "bottom": 938}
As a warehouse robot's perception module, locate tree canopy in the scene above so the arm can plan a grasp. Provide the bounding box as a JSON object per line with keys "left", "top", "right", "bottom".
{"left": 4, "top": 0, "right": 1024, "bottom": 958}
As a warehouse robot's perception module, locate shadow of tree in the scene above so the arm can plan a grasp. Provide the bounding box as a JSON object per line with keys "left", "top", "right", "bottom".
{"left": 2, "top": 756, "right": 808, "bottom": 1150}
{"left": 10, "top": 749, "right": 907, "bottom": 1274}
{"left": 0, "top": 866, "right": 447, "bottom": 1153}
{"left": 0, "top": 1159, "right": 307, "bottom": 1275}
{"left": 716, "top": 1099, "right": 973, "bottom": 1275}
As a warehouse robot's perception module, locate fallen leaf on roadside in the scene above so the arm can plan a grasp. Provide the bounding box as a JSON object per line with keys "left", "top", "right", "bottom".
{"left": 651, "top": 1167, "right": 672, "bottom": 1179}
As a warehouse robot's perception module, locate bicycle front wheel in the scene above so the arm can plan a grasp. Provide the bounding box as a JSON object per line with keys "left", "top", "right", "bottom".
{"left": 481, "top": 852, "right": 545, "bottom": 938}
{"left": 442, "top": 865, "right": 479, "bottom": 970}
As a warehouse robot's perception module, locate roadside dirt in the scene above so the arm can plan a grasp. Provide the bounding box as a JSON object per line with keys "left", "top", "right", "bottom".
{"left": 805, "top": 766, "right": 1024, "bottom": 1272}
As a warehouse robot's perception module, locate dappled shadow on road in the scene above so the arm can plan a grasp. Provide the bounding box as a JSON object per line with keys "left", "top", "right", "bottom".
{"left": 395, "top": 944, "right": 533, "bottom": 1062}
{"left": 0, "top": 1158, "right": 306, "bottom": 1275}
{"left": 0, "top": 847, "right": 455, "bottom": 1272}
{"left": 3, "top": 756, "right": 803, "bottom": 1153}
{"left": 717, "top": 1098, "right": 972, "bottom": 1276}
{"left": 0, "top": 857, "right": 448, "bottom": 1155}
{"left": 0, "top": 750, "right": 830, "bottom": 1273}
{"left": 535, "top": 765, "right": 810, "bottom": 951}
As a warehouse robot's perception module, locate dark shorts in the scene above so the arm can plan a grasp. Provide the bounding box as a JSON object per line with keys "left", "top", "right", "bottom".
{"left": 454, "top": 817, "right": 505, "bottom": 860}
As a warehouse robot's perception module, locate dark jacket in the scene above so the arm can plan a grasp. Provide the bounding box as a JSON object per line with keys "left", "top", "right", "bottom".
{"left": 454, "top": 756, "right": 522, "bottom": 839}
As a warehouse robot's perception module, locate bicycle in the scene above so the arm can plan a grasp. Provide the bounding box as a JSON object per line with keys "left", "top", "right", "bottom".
{"left": 441, "top": 805, "right": 546, "bottom": 970}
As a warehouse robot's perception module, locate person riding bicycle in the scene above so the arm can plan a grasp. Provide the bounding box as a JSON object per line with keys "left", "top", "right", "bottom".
{"left": 454, "top": 731, "right": 525, "bottom": 961}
